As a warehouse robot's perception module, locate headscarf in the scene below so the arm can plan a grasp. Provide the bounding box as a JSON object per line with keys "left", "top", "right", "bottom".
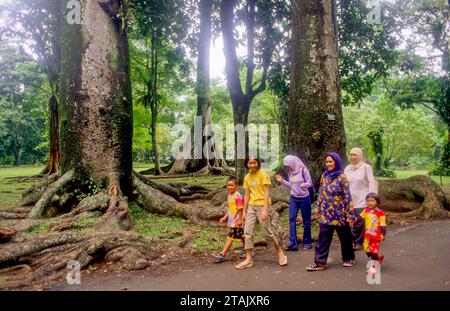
{"left": 283, "top": 155, "right": 306, "bottom": 175}
{"left": 348, "top": 147, "right": 364, "bottom": 170}
{"left": 324, "top": 152, "right": 343, "bottom": 179}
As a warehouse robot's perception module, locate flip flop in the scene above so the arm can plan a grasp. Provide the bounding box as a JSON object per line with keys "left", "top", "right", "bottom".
{"left": 279, "top": 255, "right": 288, "bottom": 266}
{"left": 235, "top": 261, "right": 254, "bottom": 269}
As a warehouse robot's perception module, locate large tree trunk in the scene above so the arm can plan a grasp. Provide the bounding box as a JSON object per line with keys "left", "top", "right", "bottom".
{"left": 58, "top": 0, "right": 132, "bottom": 213}
{"left": 41, "top": 94, "right": 60, "bottom": 175}
{"left": 169, "top": 0, "right": 230, "bottom": 176}
{"left": 288, "top": 0, "right": 347, "bottom": 185}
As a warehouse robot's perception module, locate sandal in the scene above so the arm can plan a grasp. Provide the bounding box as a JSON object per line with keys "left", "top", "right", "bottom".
{"left": 306, "top": 263, "right": 326, "bottom": 271}
{"left": 279, "top": 255, "right": 288, "bottom": 266}
{"left": 238, "top": 250, "right": 254, "bottom": 258}
{"left": 235, "top": 260, "right": 254, "bottom": 269}
{"left": 213, "top": 252, "right": 225, "bottom": 263}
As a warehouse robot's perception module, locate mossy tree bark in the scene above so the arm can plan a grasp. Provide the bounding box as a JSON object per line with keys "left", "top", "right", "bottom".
{"left": 59, "top": 0, "right": 133, "bottom": 197}
{"left": 288, "top": 0, "right": 347, "bottom": 185}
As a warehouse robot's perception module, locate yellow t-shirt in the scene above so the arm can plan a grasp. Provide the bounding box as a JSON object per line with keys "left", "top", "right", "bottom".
{"left": 243, "top": 170, "right": 272, "bottom": 206}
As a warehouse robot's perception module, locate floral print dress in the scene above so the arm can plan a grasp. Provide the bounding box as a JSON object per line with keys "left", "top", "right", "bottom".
{"left": 317, "top": 173, "right": 355, "bottom": 226}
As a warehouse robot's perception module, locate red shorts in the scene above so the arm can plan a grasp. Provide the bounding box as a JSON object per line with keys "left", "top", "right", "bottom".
{"left": 363, "top": 238, "right": 380, "bottom": 254}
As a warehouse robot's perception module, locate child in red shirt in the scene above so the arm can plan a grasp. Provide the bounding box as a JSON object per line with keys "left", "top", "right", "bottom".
{"left": 358, "top": 192, "right": 387, "bottom": 274}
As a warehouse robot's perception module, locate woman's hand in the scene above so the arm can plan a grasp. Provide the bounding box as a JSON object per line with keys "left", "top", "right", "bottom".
{"left": 380, "top": 234, "right": 385, "bottom": 241}
{"left": 347, "top": 218, "right": 355, "bottom": 228}
{"left": 275, "top": 175, "right": 283, "bottom": 183}
{"left": 261, "top": 208, "right": 269, "bottom": 221}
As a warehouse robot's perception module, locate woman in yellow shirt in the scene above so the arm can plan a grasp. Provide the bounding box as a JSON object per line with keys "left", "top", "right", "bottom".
{"left": 235, "top": 157, "right": 288, "bottom": 269}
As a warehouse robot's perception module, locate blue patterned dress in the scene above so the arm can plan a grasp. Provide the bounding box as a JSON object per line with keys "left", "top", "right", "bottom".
{"left": 317, "top": 173, "right": 355, "bottom": 226}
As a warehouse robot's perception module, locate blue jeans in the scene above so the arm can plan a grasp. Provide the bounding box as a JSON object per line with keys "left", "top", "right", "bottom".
{"left": 288, "top": 196, "right": 312, "bottom": 248}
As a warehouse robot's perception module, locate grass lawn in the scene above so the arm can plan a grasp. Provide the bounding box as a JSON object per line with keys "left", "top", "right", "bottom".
{"left": 389, "top": 170, "right": 450, "bottom": 186}
{"left": 0, "top": 165, "right": 44, "bottom": 207}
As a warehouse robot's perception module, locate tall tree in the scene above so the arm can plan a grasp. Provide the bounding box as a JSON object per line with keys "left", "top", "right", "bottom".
{"left": 27, "top": 0, "right": 133, "bottom": 220}
{"left": 388, "top": 0, "right": 449, "bottom": 174}
{"left": 169, "top": 0, "right": 230, "bottom": 175}
{"left": 289, "top": 0, "right": 346, "bottom": 184}
{"left": 129, "top": 0, "right": 191, "bottom": 175}
{"left": 1, "top": 0, "right": 63, "bottom": 174}
{"left": 220, "top": 0, "right": 287, "bottom": 181}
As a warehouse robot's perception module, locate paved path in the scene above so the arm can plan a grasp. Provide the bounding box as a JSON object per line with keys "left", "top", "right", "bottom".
{"left": 49, "top": 220, "right": 450, "bottom": 291}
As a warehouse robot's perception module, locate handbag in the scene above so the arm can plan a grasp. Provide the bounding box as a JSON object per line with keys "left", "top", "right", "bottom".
{"left": 302, "top": 168, "right": 317, "bottom": 203}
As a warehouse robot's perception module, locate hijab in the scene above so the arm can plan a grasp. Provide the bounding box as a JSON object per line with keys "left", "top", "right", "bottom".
{"left": 283, "top": 155, "right": 306, "bottom": 176}
{"left": 324, "top": 152, "right": 343, "bottom": 179}
{"left": 348, "top": 147, "right": 364, "bottom": 170}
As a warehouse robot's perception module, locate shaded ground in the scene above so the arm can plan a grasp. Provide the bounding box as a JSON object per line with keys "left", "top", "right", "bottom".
{"left": 46, "top": 220, "right": 450, "bottom": 291}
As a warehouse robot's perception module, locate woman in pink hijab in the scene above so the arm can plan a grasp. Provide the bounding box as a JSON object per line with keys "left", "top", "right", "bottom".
{"left": 275, "top": 155, "right": 313, "bottom": 250}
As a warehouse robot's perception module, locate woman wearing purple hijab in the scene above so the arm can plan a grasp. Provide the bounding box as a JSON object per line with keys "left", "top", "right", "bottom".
{"left": 306, "top": 152, "right": 356, "bottom": 271}
{"left": 275, "top": 155, "right": 313, "bottom": 251}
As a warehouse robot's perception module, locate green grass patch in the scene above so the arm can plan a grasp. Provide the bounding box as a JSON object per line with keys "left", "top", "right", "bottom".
{"left": 0, "top": 165, "right": 44, "bottom": 208}
{"left": 375, "top": 170, "right": 450, "bottom": 186}
{"left": 26, "top": 221, "right": 49, "bottom": 235}
{"left": 129, "top": 202, "right": 245, "bottom": 251}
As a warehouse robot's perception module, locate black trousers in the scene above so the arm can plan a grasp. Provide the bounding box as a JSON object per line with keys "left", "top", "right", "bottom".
{"left": 352, "top": 208, "right": 365, "bottom": 245}
{"left": 314, "top": 223, "right": 355, "bottom": 265}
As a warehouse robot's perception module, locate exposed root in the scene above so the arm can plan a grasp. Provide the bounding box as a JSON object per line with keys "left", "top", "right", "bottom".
{"left": 138, "top": 162, "right": 173, "bottom": 175}
{"left": 0, "top": 231, "right": 166, "bottom": 289}
{"left": 0, "top": 227, "right": 16, "bottom": 243}
{"left": 20, "top": 173, "right": 60, "bottom": 207}
{"left": 132, "top": 174, "right": 225, "bottom": 223}
{"left": 0, "top": 212, "right": 28, "bottom": 220}
{"left": 379, "top": 175, "right": 450, "bottom": 219}
{"left": 133, "top": 171, "right": 210, "bottom": 202}
{"left": 28, "top": 170, "right": 75, "bottom": 219}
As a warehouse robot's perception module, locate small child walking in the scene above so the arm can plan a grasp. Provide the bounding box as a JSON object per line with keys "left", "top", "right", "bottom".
{"left": 359, "top": 192, "right": 387, "bottom": 275}
{"left": 214, "top": 176, "right": 245, "bottom": 263}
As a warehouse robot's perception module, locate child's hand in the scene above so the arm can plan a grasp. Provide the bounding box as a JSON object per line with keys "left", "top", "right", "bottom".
{"left": 219, "top": 216, "right": 226, "bottom": 223}
{"left": 275, "top": 175, "right": 283, "bottom": 183}
{"left": 237, "top": 218, "right": 243, "bottom": 226}
{"left": 261, "top": 208, "right": 269, "bottom": 221}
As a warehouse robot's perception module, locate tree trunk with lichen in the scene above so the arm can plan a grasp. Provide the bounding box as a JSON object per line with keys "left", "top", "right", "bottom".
{"left": 58, "top": 0, "right": 132, "bottom": 198}
{"left": 288, "top": 0, "right": 346, "bottom": 185}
